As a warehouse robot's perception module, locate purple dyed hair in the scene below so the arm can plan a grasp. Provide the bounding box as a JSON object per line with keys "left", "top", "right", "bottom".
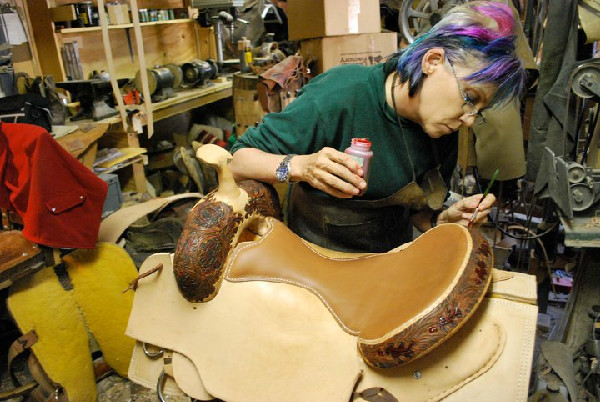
{"left": 396, "top": 1, "right": 525, "bottom": 108}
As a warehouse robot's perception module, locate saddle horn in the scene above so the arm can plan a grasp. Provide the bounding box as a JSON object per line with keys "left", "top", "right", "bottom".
{"left": 173, "top": 144, "right": 282, "bottom": 303}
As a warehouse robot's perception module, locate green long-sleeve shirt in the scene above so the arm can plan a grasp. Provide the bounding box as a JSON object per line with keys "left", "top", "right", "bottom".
{"left": 232, "top": 61, "right": 458, "bottom": 202}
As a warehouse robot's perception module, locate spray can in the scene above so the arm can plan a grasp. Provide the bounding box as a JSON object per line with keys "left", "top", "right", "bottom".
{"left": 344, "top": 138, "right": 373, "bottom": 195}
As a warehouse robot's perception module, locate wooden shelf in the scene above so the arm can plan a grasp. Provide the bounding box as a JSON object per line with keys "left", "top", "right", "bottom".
{"left": 93, "top": 79, "right": 233, "bottom": 126}
{"left": 58, "top": 18, "right": 194, "bottom": 34}
{"left": 95, "top": 155, "right": 145, "bottom": 175}
{"left": 64, "top": 79, "right": 232, "bottom": 130}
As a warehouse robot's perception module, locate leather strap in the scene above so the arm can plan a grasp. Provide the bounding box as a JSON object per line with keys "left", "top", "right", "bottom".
{"left": 5, "top": 331, "right": 68, "bottom": 402}
{"left": 353, "top": 387, "right": 398, "bottom": 402}
{"left": 8, "top": 330, "right": 38, "bottom": 386}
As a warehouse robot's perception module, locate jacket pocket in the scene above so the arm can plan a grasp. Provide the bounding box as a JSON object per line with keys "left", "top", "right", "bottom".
{"left": 46, "top": 191, "right": 87, "bottom": 214}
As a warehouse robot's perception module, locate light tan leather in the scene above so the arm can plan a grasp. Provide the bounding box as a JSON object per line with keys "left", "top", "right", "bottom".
{"left": 127, "top": 251, "right": 537, "bottom": 402}
{"left": 439, "top": 296, "right": 537, "bottom": 402}
{"left": 172, "top": 352, "right": 212, "bottom": 400}
{"left": 489, "top": 269, "right": 538, "bottom": 304}
{"left": 355, "top": 312, "right": 505, "bottom": 402}
{"left": 472, "top": 101, "right": 527, "bottom": 181}
{"left": 227, "top": 219, "right": 470, "bottom": 340}
{"left": 97, "top": 193, "right": 202, "bottom": 243}
{"left": 355, "top": 295, "right": 537, "bottom": 402}
{"left": 128, "top": 341, "right": 188, "bottom": 398}
{"left": 127, "top": 253, "right": 360, "bottom": 402}
{"left": 128, "top": 342, "right": 211, "bottom": 400}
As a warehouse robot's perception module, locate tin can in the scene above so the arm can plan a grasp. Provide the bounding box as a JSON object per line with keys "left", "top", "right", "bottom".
{"left": 91, "top": 7, "right": 99, "bottom": 26}
{"left": 139, "top": 8, "right": 149, "bottom": 23}
{"left": 73, "top": 1, "right": 93, "bottom": 27}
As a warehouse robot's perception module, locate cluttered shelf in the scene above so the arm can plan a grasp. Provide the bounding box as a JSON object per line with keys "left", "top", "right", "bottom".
{"left": 54, "top": 79, "right": 232, "bottom": 194}
{"left": 83, "top": 79, "right": 233, "bottom": 127}
{"left": 58, "top": 18, "right": 194, "bottom": 33}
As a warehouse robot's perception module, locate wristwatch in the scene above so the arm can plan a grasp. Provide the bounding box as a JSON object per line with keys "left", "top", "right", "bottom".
{"left": 275, "top": 154, "right": 296, "bottom": 182}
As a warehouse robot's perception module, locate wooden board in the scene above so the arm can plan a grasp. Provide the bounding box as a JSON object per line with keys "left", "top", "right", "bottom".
{"left": 50, "top": 4, "right": 76, "bottom": 22}
{"left": 26, "top": 0, "right": 64, "bottom": 80}
{"left": 60, "top": 21, "right": 201, "bottom": 79}
{"left": 12, "top": 43, "right": 36, "bottom": 77}
{"left": 53, "top": 0, "right": 185, "bottom": 8}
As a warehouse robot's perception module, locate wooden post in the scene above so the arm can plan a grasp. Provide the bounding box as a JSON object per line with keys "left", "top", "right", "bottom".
{"left": 25, "top": 0, "right": 65, "bottom": 80}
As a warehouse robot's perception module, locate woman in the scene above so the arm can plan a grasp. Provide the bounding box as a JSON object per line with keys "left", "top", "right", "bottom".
{"left": 230, "top": 1, "right": 526, "bottom": 252}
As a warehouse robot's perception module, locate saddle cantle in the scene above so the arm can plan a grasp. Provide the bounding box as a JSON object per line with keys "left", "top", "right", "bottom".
{"left": 171, "top": 144, "right": 492, "bottom": 369}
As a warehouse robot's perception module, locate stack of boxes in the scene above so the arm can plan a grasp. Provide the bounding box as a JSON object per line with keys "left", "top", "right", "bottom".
{"left": 288, "top": 0, "right": 398, "bottom": 75}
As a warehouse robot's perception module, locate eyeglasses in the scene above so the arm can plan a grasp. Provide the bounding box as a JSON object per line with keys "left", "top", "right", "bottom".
{"left": 447, "top": 61, "right": 487, "bottom": 125}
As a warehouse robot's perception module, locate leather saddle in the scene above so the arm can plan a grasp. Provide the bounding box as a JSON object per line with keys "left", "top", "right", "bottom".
{"left": 125, "top": 145, "right": 538, "bottom": 402}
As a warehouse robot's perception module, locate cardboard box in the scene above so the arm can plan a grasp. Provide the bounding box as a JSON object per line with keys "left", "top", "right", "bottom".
{"left": 300, "top": 32, "right": 398, "bottom": 75}
{"left": 288, "top": 0, "right": 381, "bottom": 41}
{"left": 107, "top": 4, "right": 130, "bottom": 25}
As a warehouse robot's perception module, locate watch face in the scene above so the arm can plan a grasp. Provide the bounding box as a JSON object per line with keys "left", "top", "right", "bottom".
{"left": 276, "top": 165, "right": 288, "bottom": 182}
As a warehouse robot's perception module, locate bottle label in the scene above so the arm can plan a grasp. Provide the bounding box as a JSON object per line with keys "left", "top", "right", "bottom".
{"left": 349, "top": 154, "right": 364, "bottom": 167}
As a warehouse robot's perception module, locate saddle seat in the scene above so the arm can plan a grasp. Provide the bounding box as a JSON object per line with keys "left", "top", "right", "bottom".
{"left": 227, "top": 217, "right": 487, "bottom": 366}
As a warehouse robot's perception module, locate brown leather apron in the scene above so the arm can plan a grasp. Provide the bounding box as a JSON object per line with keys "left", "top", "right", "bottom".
{"left": 288, "top": 165, "right": 447, "bottom": 253}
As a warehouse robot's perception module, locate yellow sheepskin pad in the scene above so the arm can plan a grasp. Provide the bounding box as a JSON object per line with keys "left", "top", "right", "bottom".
{"left": 62, "top": 243, "right": 138, "bottom": 376}
{"left": 8, "top": 243, "right": 138, "bottom": 402}
{"left": 8, "top": 264, "right": 97, "bottom": 402}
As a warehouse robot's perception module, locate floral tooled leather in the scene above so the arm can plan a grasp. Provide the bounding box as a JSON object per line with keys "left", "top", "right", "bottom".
{"left": 173, "top": 180, "right": 281, "bottom": 303}
{"left": 357, "top": 229, "right": 493, "bottom": 368}
{"left": 173, "top": 193, "right": 245, "bottom": 302}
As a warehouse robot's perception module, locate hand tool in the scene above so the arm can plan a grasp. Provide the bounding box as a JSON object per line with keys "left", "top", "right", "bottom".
{"left": 468, "top": 168, "right": 499, "bottom": 227}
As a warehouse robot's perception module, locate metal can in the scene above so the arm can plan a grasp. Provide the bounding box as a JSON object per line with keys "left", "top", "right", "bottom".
{"left": 168, "top": 9, "right": 175, "bottom": 20}
{"left": 139, "top": 8, "right": 149, "bottom": 23}
{"left": 149, "top": 9, "right": 158, "bottom": 22}
{"left": 73, "top": 1, "right": 93, "bottom": 27}
{"left": 91, "top": 7, "right": 99, "bottom": 26}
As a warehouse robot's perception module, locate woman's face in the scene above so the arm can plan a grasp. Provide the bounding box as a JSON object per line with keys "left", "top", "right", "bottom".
{"left": 416, "top": 51, "right": 497, "bottom": 138}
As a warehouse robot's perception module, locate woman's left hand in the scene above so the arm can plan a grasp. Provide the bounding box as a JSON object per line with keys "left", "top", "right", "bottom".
{"left": 439, "top": 193, "right": 496, "bottom": 227}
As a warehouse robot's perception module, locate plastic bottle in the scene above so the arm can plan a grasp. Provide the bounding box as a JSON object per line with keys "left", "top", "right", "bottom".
{"left": 344, "top": 138, "right": 373, "bottom": 195}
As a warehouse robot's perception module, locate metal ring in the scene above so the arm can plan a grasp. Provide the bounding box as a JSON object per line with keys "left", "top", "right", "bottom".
{"left": 142, "top": 342, "right": 164, "bottom": 359}
{"left": 156, "top": 369, "right": 167, "bottom": 402}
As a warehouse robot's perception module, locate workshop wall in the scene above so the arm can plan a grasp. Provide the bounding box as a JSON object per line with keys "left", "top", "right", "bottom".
{"left": 25, "top": 1, "right": 217, "bottom": 81}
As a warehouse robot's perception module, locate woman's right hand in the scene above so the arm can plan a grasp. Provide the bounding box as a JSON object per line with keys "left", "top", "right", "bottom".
{"left": 293, "top": 147, "right": 367, "bottom": 198}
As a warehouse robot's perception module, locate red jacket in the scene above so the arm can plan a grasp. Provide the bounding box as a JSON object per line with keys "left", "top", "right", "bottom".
{"left": 0, "top": 123, "right": 107, "bottom": 248}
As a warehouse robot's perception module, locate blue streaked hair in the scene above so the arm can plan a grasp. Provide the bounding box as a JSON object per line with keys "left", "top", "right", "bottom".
{"left": 396, "top": 1, "right": 525, "bottom": 108}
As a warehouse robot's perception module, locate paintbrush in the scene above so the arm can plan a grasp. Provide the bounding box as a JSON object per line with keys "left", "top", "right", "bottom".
{"left": 468, "top": 168, "right": 499, "bottom": 228}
